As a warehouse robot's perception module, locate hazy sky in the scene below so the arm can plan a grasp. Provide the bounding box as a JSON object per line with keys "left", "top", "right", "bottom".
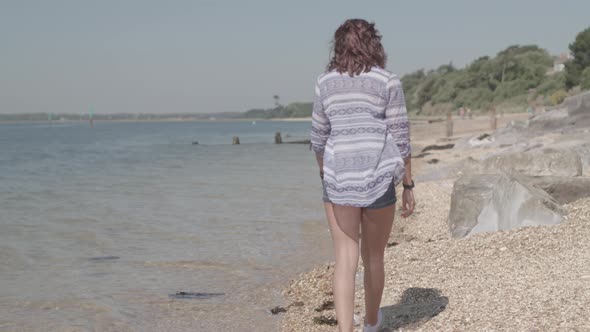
{"left": 1, "top": 0, "right": 589, "bottom": 114}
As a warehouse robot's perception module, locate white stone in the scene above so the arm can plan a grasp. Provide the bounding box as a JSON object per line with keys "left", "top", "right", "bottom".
{"left": 449, "top": 172, "right": 564, "bottom": 238}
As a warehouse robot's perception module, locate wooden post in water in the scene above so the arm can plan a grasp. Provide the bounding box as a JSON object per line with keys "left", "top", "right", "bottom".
{"left": 89, "top": 106, "right": 94, "bottom": 128}
{"left": 232, "top": 136, "right": 240, "bottom": 145}
{"left": 446, "top": 111, "right": 453, "bottom": 137}
{"left": 490, "top": 107, "right": 497, "bottom": 131}
{"left": 274, "top": 132, "right": 282, "bottom": 144}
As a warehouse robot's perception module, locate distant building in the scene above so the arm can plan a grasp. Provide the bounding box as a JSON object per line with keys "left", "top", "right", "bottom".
{"left": 548, "top": 52, "right": 573, "bottom": 75}
{"left": 553, "top": 63, "right": 565, "bottom": 72}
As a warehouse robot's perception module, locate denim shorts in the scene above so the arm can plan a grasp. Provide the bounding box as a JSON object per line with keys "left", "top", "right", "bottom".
{"left": 322, "top": 179, "right": 397, "bottom": 209}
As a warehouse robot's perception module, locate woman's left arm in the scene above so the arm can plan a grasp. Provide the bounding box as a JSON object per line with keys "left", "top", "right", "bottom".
{"left": 310, "top": 80, "right": 330, "bottom": 177}
{"left": 384, "top": 75, "right": 411, "bottom": 159}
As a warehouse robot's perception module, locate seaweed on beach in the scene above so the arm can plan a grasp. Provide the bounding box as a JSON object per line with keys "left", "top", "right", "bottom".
{"left": 422, "top": 144, "right": 454, "bottom": 152}
{"left": 477, "top": 133, "right": 491, "bottom": 140}
{"left": 88, "top": 256, "right": 120, "bottom": 262}
{"left": 169, "top": 291, "right": 224, "bottom": 299}
{"left": 314, "top": 300, "right": 334, "bottom": 312}
{"left": 270, "top": 306, "right": 288, "bottom": 315}
{"left": 269, "top": 301, "right": 304, "bottom": 315}
{"left": 412, "top": 152, "right": 432, "bottom": 158}
{"left": 313, "top": 315, "right": 338, "bottom": 326}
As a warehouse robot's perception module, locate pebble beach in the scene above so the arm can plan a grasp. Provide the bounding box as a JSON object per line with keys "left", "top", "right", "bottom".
{"left": 279, "top": 111, "right": 590, "bottom": 331}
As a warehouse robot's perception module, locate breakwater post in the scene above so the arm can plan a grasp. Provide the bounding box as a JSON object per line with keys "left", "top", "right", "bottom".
{"left": 490, "top": 107, "right": 497, "bottom": 131}
{"left": 275, "top": 132, "right": 282, "bottom": 144}
{"left": 446, "top": 111, "right": 453, "bottom": 137}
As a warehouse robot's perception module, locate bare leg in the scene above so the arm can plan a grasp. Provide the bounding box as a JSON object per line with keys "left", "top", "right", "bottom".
{"left": 324, "top": 202, "right": 362, "bottom": 332}
{"left": 360, "top": 204, "right": 395, "bottom": 326}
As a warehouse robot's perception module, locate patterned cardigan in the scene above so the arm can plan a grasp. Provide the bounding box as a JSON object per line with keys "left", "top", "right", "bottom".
{"left": 310, "top": 66, "right": 410, "bottom": 206}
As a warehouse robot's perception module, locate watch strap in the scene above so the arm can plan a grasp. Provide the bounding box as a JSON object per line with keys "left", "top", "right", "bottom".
{"left": 403, "top": 180, "right": 415, "bottom": 189}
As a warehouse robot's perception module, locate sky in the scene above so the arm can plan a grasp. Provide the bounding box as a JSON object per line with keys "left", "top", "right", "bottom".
{"left": 1, "top": 0, "right": 589, "bottom": 114}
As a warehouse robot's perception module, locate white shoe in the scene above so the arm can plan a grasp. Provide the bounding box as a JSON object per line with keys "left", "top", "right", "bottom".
{"left": 363, "top": 309, "right": 383, "bottom": 332}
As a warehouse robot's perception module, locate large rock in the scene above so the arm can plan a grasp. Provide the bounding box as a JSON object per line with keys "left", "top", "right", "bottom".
{"left": 543, "top": 141, "right": 590, "bottom": 176}
{"left": 483, "top": 148, "right": 583, "bottom": 177}
{"left": 530, "top": 91, "right": 590, "bottom": 131}
{"left": 525, "top": 176, "right": 590, "bottom": 204}
{"left": 492, "top": 120, "right": 530, "bottom": 144}
{"left": 449, "top": 173, "right": 564, "bottom": 238}
{"left": 563, "top": 90, "right": 590, "bottom": 119}
{"left": 573, "top": 142, "right": 590, "bottom": 176}
{"left": 529, "top": 108, "right": 570, "bottom": 131}
{"left": 454, "top": 120, "right": 530, "bottom": 150}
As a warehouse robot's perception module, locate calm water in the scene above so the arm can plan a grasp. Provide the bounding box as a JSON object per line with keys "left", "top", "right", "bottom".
{"left": 0, "top": 120, "right": 332, "bottom": 331}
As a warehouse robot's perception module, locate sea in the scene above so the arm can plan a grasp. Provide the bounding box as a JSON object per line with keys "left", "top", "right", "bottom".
{"left": 0, "top": 120, "right": 333, "bottom": 331}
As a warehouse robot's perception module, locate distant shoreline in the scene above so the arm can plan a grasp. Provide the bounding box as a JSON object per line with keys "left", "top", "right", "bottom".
{"left": 0, "top": 117, "right": 314, "bottom": 124}
{"left": 0, "top": 113, "right": 530, "bottom": 125}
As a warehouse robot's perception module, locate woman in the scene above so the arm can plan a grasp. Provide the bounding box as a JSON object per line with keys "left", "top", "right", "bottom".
{"left": 310, "top": 19, "right": 415, "bottom": 332}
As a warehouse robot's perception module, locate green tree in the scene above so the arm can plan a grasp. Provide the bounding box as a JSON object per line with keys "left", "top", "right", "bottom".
{"left": 565, "top": 27, "right": 590, "bottom": 89}
{"left": 536, "top": 72, "right": 566, "bottom": 95}
{"left": 436, "top": 62, "right": 455, "bottom": 75}
{"left": 399, "top": 44, "right": 559, "bottom": 114}
{"left": 581, "top": 67, "right": 590, "bottom": 90}
{"left": 565, "top": 62, "right": 582, "bottom": 89}
{"left": 416, "top": 76, "right": 438, "bottom": 109}
{"left": 549, "top": 90, "right": 568, "bottom": 106}
{"left": 401, "top": 69, "right": 426, "bottom": 111}
{"left": 401, "top": 69, "right": 426, "bottom": 92}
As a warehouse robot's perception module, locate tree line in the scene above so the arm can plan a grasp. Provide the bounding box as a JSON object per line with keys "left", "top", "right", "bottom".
{"left": 245, "top": 26, "right": 590, "bottom": 118}
{"left": 402, "top": 26, "right": 590, "bottom": 115}
{"left": 3, "top": 27, "right": 588, "bottom": 121}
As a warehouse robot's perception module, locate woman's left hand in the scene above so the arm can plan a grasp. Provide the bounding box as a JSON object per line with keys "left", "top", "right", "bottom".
{"left": 401, "top": 188, "right": 415, "bottom": 218}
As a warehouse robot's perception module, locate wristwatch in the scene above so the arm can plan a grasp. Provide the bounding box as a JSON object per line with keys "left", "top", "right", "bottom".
{"left": 403, "top": 180, "right": 415, "bottom": 190}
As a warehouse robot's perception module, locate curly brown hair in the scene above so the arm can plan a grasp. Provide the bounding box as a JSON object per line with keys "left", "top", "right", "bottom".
{"left": 327, "top": 19, "right": 387, "bottom": 76}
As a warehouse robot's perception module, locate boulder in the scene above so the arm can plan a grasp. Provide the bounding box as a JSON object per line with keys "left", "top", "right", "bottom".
{"left": 543, "top": 141, "right": 590, "bottom": 176}
{"left": 449, "top": 172, "right": 564, "bottom": 238}
{"left": 529, "top": 91, "right": 590, "bottom": 131}
{"left": 455, "top": 120, "right": 530, "bottom": 150}
{"left": 456, "top": 157, "right": 590, "bottom": 204}
{"left": 525, "top": 176, "right": 590, "bottom": 204}
{"left": 483, "top": 148, "right": 583, "bottom": 177}
{"left": 563, "top": 90, "right": 590, "bottom": 119}
{"left": 573, "top": 143, "right": 590, "bottom": 176}
{"left": 529, "top": 108, "right": 570, "bottom": 131}
{"left": 491, "top": 120, "right": 530, "bottom": 146}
